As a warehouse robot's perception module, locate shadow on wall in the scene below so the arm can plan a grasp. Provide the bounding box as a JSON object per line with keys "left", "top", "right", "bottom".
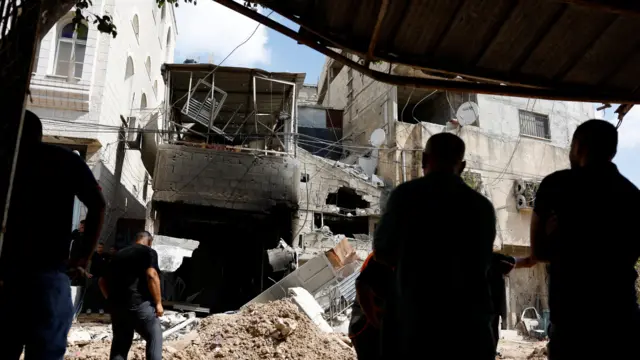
{"left": 92, "top": 161, "right": 147, "bottom": 246}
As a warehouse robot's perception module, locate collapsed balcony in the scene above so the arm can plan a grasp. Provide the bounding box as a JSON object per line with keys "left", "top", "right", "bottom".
{"left": 160, "top": 63, "right": 305, "bottom": 154}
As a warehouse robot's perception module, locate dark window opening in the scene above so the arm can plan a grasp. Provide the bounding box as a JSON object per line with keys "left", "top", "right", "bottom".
{"left": 323, "top": 214, "right": 369, "bottom": 238}
{"left": 300, "top": 173, "right": 310, "bottom": 183}
{"left": 326, "top": 187, "right": 370, "bottom": 215}
{"left": 313, "top": 213, "right": 323, "bottom": 229}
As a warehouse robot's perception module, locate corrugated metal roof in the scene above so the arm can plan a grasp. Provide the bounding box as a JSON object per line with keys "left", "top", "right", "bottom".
{"left": 219, "top": 0, "right": 640, "bottom": 104}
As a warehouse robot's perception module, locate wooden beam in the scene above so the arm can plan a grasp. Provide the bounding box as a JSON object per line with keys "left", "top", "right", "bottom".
{"left": 365, "top": 0, "right": 390, "bottom": 67}
{"left": 213, "top": 0, "right": 640, "bottom": 103}
{"left": 556, "top": 0, "right": 640, "bottom": 16}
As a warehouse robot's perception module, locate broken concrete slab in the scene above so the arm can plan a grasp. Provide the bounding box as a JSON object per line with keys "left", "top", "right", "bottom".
{"left": 288, "top": 287, "right": 333, "bottom": 333}
{"left": 152, "top": 235, "right": 200, "bottom": 272}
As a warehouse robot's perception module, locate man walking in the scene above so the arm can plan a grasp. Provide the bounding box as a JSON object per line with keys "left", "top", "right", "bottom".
{"left": 85, "top": 243, "right": 110, "bottom": 314}
{"left": 100, "top": 231, "right": 163, "bottom": 360}
{"left": 374, "top": 133, "right": 497, "bottom": 359}
{"left": 0, "top": 110, "right": 106, "bottom": 359}
{"left": 531, "top": 120, "right": 640, "bottom": 359}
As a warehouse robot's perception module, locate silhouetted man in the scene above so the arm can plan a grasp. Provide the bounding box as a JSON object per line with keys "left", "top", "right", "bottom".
{"left": 85, "top": 243, "right": 110, "bottom": 314}
{"left": 100, "top": 231, "right": 163, "bottom": 360}
{"left": 0, "top": 110, "right": 106, "bottom": 359}
{"left": 374, "top": 133, "right": 496, "bottom": 360}
{"left": 531, "top": 120, "right": 640, "bottom": 359}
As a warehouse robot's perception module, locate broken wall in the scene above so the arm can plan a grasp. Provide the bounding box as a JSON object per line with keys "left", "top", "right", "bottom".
{"left": 294, "top": 148, "right": 383, "bottom": 236}
{"left": 152, "top": 144, "right": 300, "bottom": 211}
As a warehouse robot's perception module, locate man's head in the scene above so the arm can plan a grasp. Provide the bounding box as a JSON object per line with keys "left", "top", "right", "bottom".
{"left": 569, "top": 119, "right": 618, "bottom": 168}
{"left": 422, "top": 133, "right": 466, "bottom": 175}
{"left": 78, "top": 220, "right": 86, "bottom": 233}
{"left": 135, "top": 231, "right": 154, "bottom": 247}
{"left": 96, "top": 243, "right": 104, "bottom": 254}
{"left": 21, "top": 110, "right": 43, "bottom": 147}
{"left": 109, "top": 246, "right": 117, "bottom": 255}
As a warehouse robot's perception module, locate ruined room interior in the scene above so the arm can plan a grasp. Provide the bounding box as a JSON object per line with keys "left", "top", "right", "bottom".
{"left": 397, "top": 87, "right": 478, "bottom": 126}
{"left": 153, "top": 201, "right": 296, "bottom": 313}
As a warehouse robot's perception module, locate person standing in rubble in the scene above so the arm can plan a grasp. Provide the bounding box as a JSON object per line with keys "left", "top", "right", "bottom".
{"left": 0, "top": 110, "right": 106, "bottom": 359}
{"left": 374, "top": 133, "right": 496, "bottom": 360}
{"left": 530, "top": 120, "right": 640, "bottom": 359}
{"left": 99, "top": 231, "right": 163, "bottom": 360}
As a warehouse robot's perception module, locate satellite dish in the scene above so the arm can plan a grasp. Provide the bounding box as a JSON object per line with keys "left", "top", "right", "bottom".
{"left": 370, "top": 128, "right": 386, "bottom": 147}
{"left": 456, "top": 101, "right": 480, "bottom": 126}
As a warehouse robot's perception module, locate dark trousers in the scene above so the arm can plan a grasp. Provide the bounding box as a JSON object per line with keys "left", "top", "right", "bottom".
{"left": 110, "top": 302, "right": 162, "bottom": 360}
{"left": 0, "top": 271, "right": 74, "bottom": 360}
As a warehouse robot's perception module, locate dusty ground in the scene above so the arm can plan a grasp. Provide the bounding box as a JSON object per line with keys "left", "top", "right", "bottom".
{"left": 66, "top": 300, "right": 356, "bottom": 360}
{"left": 497, "top": 339, "right": 548, "bottom": 360}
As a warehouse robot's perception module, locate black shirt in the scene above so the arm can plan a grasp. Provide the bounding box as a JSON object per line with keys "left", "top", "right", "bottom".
{"left": 105, "top": 244, "right": 161, "bottom": 309}
{"left": 90, "top": 252, "right": 110, "bottom": 278}
{"left": 0, "top": 143, "right": 102, "bottom": 278}
{"left": 535, "top": 164, "right": 640, "bottom": 325}
{"left": 374, "top": 173, "right": 496, "bottom": 354}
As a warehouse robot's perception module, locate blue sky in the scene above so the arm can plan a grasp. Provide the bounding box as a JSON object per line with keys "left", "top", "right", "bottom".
{"left": 598, "top": 107, "right": 640, "bottom": 186}
{"left": 173, "top": 2, "right": 638, "bottom": 186}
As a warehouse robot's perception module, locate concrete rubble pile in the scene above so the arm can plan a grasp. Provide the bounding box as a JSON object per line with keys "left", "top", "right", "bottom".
{"left": 67, "top": 299, "right": 355, "bottom": 360}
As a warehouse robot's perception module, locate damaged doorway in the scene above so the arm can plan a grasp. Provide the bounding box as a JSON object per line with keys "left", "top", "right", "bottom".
{"left": 155, "top": 202, "right": 294, "bottom": 313}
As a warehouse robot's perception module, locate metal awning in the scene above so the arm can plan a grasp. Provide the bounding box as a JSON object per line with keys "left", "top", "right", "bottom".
{"left": 216, "top": 0, "right": 640, "bottom": 104}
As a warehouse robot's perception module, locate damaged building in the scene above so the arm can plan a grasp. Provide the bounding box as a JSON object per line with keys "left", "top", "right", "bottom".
{"left": 317, "top": 56, "right": 594, "bottom": 329}
{"left": 145, "top": 64, "right": 303, "bottom": 313}
{"left": 140, "top": 62, "right": 384, "bottom": 315}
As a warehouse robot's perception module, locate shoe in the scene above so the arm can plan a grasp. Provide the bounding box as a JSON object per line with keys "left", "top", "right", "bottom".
{"left": 86, "top": 309, "right": 92, "bottom": 314}
{"left": 99, "top": 309, "right": 105, "bottom": 314}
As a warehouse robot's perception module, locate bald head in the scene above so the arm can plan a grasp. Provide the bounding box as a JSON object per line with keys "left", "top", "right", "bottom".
{"left": 135, "top": 231, "right": 153, "bottom": 246}
{"left": 422, "top": 133, "right": 466, "bottom": 175}
{"left": 570, "top": 119, "right": 617, "bottom": 168}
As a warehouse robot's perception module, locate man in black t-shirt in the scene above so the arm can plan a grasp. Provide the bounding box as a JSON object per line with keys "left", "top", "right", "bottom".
{"left": 0, "top": 111, "right": 106, "bottom": 360}
{"left": 100, "top": 231, "right": 163, "bottom": 360}
{"left": 374, "top": 133, "right": 497, "bottom": 360}
{"left": 531, "top": 120, "right": 640, "bottom": 359}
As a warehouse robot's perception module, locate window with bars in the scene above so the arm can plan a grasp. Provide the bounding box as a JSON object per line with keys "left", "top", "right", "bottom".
{"left": 519, "top": 110, "right": 550, "bottom": 139}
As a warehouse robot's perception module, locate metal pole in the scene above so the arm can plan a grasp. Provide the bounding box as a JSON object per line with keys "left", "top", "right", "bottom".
{"left": 292, "top": 84, "right": 297, "bottom": 157}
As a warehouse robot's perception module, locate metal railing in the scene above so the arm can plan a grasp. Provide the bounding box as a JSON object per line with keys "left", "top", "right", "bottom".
{"left": 519, "top": 110, "right": 550, "bottom": 139}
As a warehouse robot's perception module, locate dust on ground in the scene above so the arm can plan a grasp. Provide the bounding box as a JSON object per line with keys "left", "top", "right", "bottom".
{"left": 497, "top": 339, "right": 548, "bottom": 360}
{"left": 66, "top": 299, "right": 356, "bottom": 360}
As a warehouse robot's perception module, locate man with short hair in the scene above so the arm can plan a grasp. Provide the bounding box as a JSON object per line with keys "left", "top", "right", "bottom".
{"left": 85, "top": 243, "right": 110, "bottom": 314}
{"left": 0, "top": 110, "right": 106, "bottom": 359}
{"left": 374, "top": 133, "right": 497, "bottom": 359}
{"left": 100, "top": 231, "right": 163, "bottom": 360}
{"left": 531, "top": 119, "right": 640, "bottom": 359}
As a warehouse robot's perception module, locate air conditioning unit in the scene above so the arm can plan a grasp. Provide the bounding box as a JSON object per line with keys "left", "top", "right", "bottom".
{"left": 126, "top": 116, "right": 142, "bottom": 150}
{"left": 514, "top": 179, "right": 539, "bottom": 211}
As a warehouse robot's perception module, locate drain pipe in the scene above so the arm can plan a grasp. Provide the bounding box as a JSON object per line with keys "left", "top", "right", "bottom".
{"left": 401, "top": 150, "right": 407, "bottom": 183}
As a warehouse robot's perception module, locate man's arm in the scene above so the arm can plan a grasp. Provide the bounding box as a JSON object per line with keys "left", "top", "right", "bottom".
{"left": 146, "top": 267, "right": 163, "bottom": 317}
{"left": 73, "top": 156, "right": 106, "bottom": 267}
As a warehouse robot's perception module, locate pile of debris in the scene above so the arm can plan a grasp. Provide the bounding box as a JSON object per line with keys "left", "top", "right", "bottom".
{"left": 66, "top": 300, "right": 355, "bottom": 360}
{"left": 170, "top": 299, "right": 355, "bottom": 360}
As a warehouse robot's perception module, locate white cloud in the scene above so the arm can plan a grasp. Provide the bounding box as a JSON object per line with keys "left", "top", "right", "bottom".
{"left": 174, "top": 1, "right": 271, "bottom": 68}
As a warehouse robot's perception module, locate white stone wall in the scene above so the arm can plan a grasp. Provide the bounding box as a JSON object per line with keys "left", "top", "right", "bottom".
{"left": 27, "top": 0, "right": 177, "bottom": 243}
